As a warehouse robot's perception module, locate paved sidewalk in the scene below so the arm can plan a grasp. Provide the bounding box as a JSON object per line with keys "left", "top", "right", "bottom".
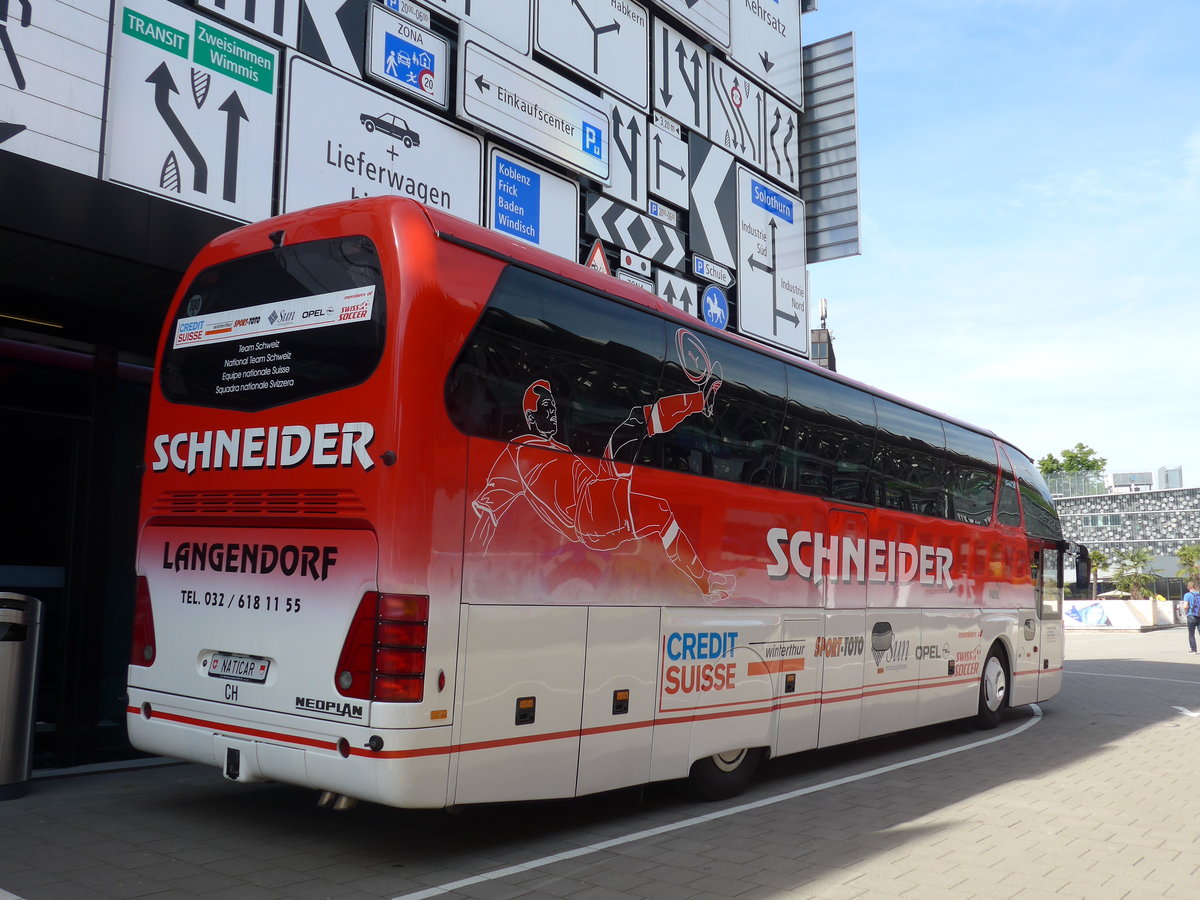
{"left": 2, "top": 627, "right": 1199, "bottom": 899}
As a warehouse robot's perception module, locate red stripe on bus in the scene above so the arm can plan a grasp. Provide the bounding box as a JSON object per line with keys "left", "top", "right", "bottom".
{"left": 747, "top": 658, "right": 805, "bottom": 675}
{"left": 125, "top": 667, "right": 1004, "bottom": 762}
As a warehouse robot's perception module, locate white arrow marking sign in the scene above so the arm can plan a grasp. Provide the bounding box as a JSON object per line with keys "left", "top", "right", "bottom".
{"left": 585, "top": 193, "right": 684, "bottom": 269}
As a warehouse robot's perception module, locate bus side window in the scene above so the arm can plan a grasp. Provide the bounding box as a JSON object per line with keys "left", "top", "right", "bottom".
{"left": 1003, "top": 443, "right": 1063, "bottom": 541}
{"left": 444, "top": 306, "right": 539, "bottom": 442}
{"left": 873, "top": 399, "right": 949, "bottom": 518}
{"left": 997, "top": 466, "right": 1022, "bottom": 528}
{"left": 650, "top": 335, "right": 786, "bottom": 485}
{"left": 777, "top": 366, "right": 876, "bottom": 502}
{"left": 944, "top": 423, "right": 999, "bottom": 527}
{"left": 445, "top": 267, "right": 669, "bottom": 458}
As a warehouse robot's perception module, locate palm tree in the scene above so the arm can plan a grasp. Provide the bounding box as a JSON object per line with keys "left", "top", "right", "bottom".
{"left": 1112, "top": 547, "right": 1154, "bottom": 600}
{"left": 1178, "top": 544, "right": 1200, "bottom": 583}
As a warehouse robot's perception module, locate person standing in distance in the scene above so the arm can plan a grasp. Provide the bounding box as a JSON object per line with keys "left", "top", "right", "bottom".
{"left": 1185, "top": 581, "right": 1200, "bottom": 653}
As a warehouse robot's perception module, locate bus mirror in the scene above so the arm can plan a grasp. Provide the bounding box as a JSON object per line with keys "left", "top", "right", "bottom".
{"left": 1070, "top": 543, "right": 1090, "bottom": 592}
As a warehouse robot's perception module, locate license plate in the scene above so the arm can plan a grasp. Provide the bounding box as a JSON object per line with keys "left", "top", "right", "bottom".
{"left": 207, "top": 652, "right": 269, "bottom": 683}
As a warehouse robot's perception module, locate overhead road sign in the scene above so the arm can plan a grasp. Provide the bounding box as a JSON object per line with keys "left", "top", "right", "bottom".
{"left": 0, "top": 0, "right": 108, "bottom": 176}
{"left": 736, "top": 166, "right": 808, "bottom": 356}
{"left": 692, "top": 254, "right": 733, "bottom": 288}
{"left": 702, "top": 284, "right": 729, "bottom": 330}
{"left": 649, "top": 117, "right": 688, "bottom": 210}
{"left": 708, "top": 57, "right": 766, "bottom": 171}
{"left": 298, "top": 0, "right": 368, "bottom": 77}
{"left": 105, "top": 2, "right": 279, "bottom": 223}
{"left": 381, "top": 0, "right": 431, "bottom": 29}
{"left": 536, "top": 0, "right": 649, "bottom": 111}
{"left": 604, "top": 95, "right": 648, "bottom": 211}
{"left": 648, "top": 197, "right": 679, "bottom": 228}
{"left": 585, "top": 193, "right": 685, "bottom": 270}
{"left": 654, "top": 271, "right": 700, "bottom": 318}
{"left": 656, "top": 0, "right": 729, "bottom": 48}
{"left": 687, "top": 134, "right": 737, "bottom": 268}
{"left": 800, "top": 32, "right": 860, "bottom": 262}
{"left": 366, "top": 3, "right": 450, "bottom": 109}
{"left": 764, "top": 93, "right": 800, "bottom": 191}
{"left": 729, "top": 0, "right": 803, "bottom": 103}
{"left": 458, "top": 38, "right": 610, "bottom": 181}
{"left": 196, "top": 0, "right": 299, "bottom": 46}
{"left": 652, "top": 20, "right": 707, "bottom": 134}
{"left": 426, "top": 0, "right": 531, "bottom": 55}
{"left": 281, "top": 54, "right": 483, "bottom": 223}
{"left": 620, "top": 249, "right": 651, "bottom": 278}
{"left": 488, "top": 146, "right": 580, "bottom": 261}
{"left": 584, "top": 238, "right": 611, "bottom": 274}
{"left": 617, "top": 269, "right": 653, "bottom": 292}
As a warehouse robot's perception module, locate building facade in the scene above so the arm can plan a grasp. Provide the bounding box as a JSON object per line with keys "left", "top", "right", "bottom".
{"left": 1056, "top": 486, "right": 1200, "bottom": 568}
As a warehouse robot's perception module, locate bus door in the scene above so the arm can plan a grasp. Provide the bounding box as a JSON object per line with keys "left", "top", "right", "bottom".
{"left": 1036, "top": 545, "right": 1065, "bottom": 700}
{"left": 817, "top": 508, "right": 867, "bottom": 748}
{"left": 1010, "top": 544, "right": 1046, "bottom": 707}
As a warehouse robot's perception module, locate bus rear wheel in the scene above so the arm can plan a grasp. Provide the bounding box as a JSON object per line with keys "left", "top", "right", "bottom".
{"left": 687, "top": 747, "right": 762, "bottom": 800}
{"left": 974, "top": 647, "right": 1009, "bottom": 730}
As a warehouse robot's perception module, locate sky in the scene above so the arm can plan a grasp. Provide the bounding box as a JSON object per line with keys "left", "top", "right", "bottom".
{"left": 800, "top": 0, "right": 1200, "bottom": 486}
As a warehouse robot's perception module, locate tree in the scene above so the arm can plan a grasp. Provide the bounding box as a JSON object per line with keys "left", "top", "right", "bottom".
{"left": 1111, "top": 547, "right": 1154, "bottom": 600}
{"left": 1040, "top": 443, "right": 1107, "bottom": 493}
{"left": 1089, "top": 548, "right": 1110, "bottom": 601}
{"left": 1060, "top": 443, "right": 1106, "bottom": 473}
{"left": 1038, "top": 454, "right": 1063, "bottom": 477}
{"left": 1178, "top": 544, "right": 1200, "bottom": 583}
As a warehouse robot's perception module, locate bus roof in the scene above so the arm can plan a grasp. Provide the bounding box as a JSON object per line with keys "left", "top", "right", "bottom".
{"left": 201, "top": 197, "right": 1010, "bottom": 454}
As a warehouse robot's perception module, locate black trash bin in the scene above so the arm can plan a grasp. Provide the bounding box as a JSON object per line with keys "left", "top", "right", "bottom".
{"left": 0, "top": 593, "right": 43, "bottom": 800}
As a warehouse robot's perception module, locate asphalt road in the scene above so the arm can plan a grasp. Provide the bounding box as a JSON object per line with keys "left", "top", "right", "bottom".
{"left": 3, "top": 627, "right": 1197, "bottom": 899}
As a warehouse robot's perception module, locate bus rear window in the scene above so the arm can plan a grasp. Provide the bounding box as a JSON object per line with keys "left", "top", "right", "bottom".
{"left": 160, "top": 236, "right": 386, "bottom": 411}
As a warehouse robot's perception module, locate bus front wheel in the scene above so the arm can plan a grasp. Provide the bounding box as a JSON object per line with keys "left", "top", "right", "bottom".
{"left": 687, "top": 747, "right": 762, "bottom": 800}
{"left": 974, "top": 646, "right": 1009, "bottom": 730}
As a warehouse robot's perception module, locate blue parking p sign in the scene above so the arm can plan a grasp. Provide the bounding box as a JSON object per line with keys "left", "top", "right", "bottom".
{"left": 582, "top": 121, "right": 604, "bottom": 160}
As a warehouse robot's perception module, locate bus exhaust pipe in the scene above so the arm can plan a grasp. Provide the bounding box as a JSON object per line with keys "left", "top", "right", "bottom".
{"left": 317, "top": 791, "right": 359, "bottom": 811}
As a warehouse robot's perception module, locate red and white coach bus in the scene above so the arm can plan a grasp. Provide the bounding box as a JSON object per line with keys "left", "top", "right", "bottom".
{"left": 128, "top": 197, "right": 1086, "bottom": 807}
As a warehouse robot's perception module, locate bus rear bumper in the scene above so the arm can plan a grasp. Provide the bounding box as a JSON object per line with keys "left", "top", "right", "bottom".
{"left": 126, "top": 688, "right": 452, "bottom": 808}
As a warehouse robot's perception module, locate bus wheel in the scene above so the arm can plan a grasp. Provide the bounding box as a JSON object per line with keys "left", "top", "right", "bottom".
{"left": 974, "top": 647, "right": 1009, "bottom": 730}
{"left": 687, "top": 747, "right": 761, "bottom": 800}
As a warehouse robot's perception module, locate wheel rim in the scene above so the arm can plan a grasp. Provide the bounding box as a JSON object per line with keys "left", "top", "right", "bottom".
{"left": 982, "top": 655, "right": 1007, "bottom": 712}
{"left": 711, "top": 749, "right": 748, "bottom": 773}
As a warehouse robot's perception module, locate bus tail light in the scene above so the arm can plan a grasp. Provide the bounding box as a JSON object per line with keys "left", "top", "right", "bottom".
{"left": 335, "top": 592, "right": 429, "bottom": 703}
{"left": 130, "top": 576, "right": 156, "bottom": 667}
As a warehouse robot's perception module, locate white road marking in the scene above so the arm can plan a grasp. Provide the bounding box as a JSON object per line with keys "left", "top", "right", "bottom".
{"left": 393, "top": 706, "right": 1043, "bottom": 900}
{"left": 1069, "top": 669, "right": 1200, "bottom": 686}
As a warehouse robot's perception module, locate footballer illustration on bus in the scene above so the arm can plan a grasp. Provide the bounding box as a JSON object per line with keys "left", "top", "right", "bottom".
{"left": 472, "top": 329, "right": 736, "bottom": 601}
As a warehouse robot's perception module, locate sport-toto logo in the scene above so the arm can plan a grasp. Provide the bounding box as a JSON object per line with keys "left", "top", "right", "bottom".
{"left": 765, "top": 528, "right": 956, "bottom": 590}
{"left": 150, "top": 422, "right": 375, "bottom": 474}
